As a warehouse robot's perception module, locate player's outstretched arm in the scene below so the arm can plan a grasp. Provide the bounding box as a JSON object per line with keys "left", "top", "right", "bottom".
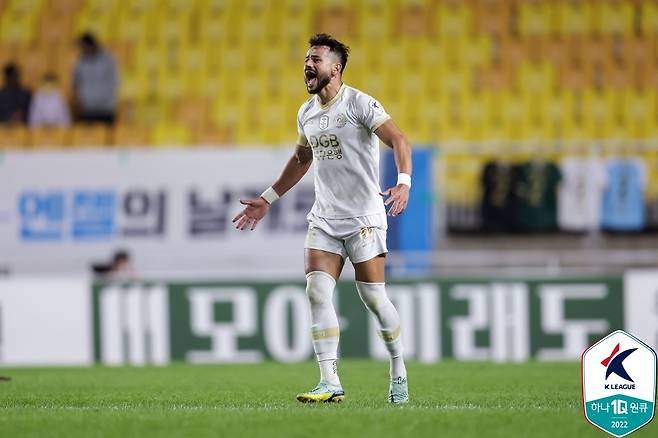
{"left": 232, "top": 144, "right": 314, "bottom": 230}
{"left": 375, "top": 120, "right": 412, "bottom": 217}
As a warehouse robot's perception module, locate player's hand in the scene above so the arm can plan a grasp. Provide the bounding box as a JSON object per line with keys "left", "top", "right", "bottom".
{"left": 380, "top": 184, "right": 410, "bottom": 217}
{"left": 232, "top": 198, "right": 270, "bottom": 231}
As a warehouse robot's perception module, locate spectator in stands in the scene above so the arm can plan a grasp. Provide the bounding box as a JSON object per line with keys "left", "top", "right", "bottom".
{"left": 28, "top": 72, "right": 71, "bottom": 128}
{"left": 73, "top": 32, "right": 118, "bottom": 125}
{"left": 0, "top": 63, "right": 31, "bottom": 125}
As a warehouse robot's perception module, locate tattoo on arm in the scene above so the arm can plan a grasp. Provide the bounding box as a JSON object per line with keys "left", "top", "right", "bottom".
{"left": 296, "top": 145, "right": 313, "bottom": 164}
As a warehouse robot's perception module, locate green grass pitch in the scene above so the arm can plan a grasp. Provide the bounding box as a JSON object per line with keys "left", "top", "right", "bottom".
{"left": 0, "top": 360, "right": 656, "bottom": 438}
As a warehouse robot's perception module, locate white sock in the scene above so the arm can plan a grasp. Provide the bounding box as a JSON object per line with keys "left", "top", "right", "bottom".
{"left": 356, "top": 281, "right": 407, "bottom": 380}
{"left": 319, "top": 359, "right": 339, "bottom": 386}
{"left": 306, "top": 271, "right": 341, "bottom": 386}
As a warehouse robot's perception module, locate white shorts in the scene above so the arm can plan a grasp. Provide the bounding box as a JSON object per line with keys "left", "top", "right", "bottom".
{"left": 304, "top": 212, "right": 388, "bottom": 263}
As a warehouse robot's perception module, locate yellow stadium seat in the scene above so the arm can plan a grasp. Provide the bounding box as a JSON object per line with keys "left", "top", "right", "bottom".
{"left": 316, "top": 1, "right": 354, "bottom": 40}
{"left": 0, "top": 126, "right": 28, "bottom": 149}
{"left": 153, "top": 10, "right": 192, "bottom": 45}
{"left": 581, "top": 87, "right": 618, "bottom": 139}
{"left": 116, "top": 9, "right": 155, "bottom": 44}
{"left": 196, "top": 8, "right": 230, "bottom": 43}
{"left": 461, "top": 91, "right": 491, "bottom": 141}
{"left": 156, "top": 68, "right": 189, "bottom": 100}
{"left": 164, "top": 0, "right": 198, "bottom": 14}
{"left": 0, "top": 10, "right": 37, "bottom": 45}
{"left": 71, "top": 124, "right": 110, "bottom": 147}
{"left": 517, "top": 59, "right": 556, "bottom": 98}
{"left": 542, "top": 91, "right": 576, "bottom": 140}
{"left": 441, "top": 154, "right": 484, "bottom": 205}
{"left": 461, "top": 35, "right": 492, "bottom": 67}
{"left": 74, "top": 7, "right": 114, "bottom": 43}
{"left": 119, "top": 69, "right": 150, "bottom": 101}
{"left": 437, "top": 94, "right": 465, "bottom": 142}
{"left": 437, "top": 63, "right": 470, "bottom": 97}
{"left": 518, "top": 0, "right": 553, "bottom": 37}
{"left": 133, "top": 41, "right": 167, "bottom": 74}
{"left": 396, "top": 0, "right": 430, "bottom": 38}
{"left": 501, "top": 90, "right": 532, "bottom": 141}
{"left": 640, "top": 1, "right": 658, "bottom": 34}
{"left": 356, "top": 1, "right": 395, "bottom": 42}
{"left": 5, "top": 0, "right": 43, "bottom": 14}
{"left": 259, "top": 101, "right": 288, "bottom": 145}
{"left": 85, "top": 0, "right": 120, "bottom": 13}
{"left": 433, "top": 0, "right": 473, "bottom": 41}
{"left": 46, "top": 0, "right": 83, "bottom": 16}
{"left": 474, "top": 0, "right": 511, "bottom": 35}
{"left": 122, "top": 0, "right": 158, "bottom": 15}
{"left": 595, "top": 0, "right": 634, "bottom": 35}
{"left": 193, "top": 124, "right": 230, "bottom": 146}
{"left": 151, "top": 122, "right": 191, "bottom": 146}
{"left": 623, "top": 87, "right": 657, "bottom": 139}
{"left": 555, "top": 0, "right": 594, "bottom": 36}
{"left": 29, "top": 127, "right": 71, "bottom": 148}
{"left": 113, "top": 123, "right": 151, "bottom": 146}
{"left": 173, "top": 97, "right": 211, "bottom": 131}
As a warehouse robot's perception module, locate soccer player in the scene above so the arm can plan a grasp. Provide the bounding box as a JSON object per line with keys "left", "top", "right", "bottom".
{"left": 233, "top": 34, "right": 412, "bottom": 404}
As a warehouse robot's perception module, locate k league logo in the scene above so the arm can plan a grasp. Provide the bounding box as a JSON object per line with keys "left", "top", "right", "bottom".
{"left": 582, "top": 330, "right": 657, "bottom": 437}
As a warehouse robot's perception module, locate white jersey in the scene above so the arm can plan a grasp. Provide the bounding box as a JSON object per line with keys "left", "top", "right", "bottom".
{"left": 558, "top": 157, "right": 607, "bottom": 231}
{"left": 297, "top": 84, "right": 390, "bottom": 219}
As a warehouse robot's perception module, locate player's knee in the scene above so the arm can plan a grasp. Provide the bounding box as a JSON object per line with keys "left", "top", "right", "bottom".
{"left": 305, "top": 271, "right": 335, "bottom": 306}
{"left": 358, "top": 290, "right": 379, "bottom": 311}
{"left": 306, "top": 284, "right": 331, "bottom": 306}
{"left": 356, "top": 281, "right": 387, "bottom": 313}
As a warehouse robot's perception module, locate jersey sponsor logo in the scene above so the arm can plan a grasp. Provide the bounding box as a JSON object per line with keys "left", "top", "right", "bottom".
{"left": 319, "top": 115, "right": 330, "bottom": 130}
{"left": 334, "top": 113, "right": 347, "bottom": 128}
{"left": 308, "top": 134, "right": 342, "bottom": 160}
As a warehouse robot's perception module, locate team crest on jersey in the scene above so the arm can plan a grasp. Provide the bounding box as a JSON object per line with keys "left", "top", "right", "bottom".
{"left": 319, "top": 115, "right": 330, "bottom": 130}
{"left": 334, "top": 113, "right": 347, "bottom": 128}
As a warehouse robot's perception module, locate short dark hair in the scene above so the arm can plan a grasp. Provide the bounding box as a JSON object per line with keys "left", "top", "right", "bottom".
{"left": 78, "top": 31, "right": 98, "bottom": 48}
{"left": 3, "top": 63, "right": 18, "bottom": 79}
{"left": 309, "top": 33, "right": 349, "bottom": 73}
{"left": 112, "top": 250, "right": 130, "bottom": 265}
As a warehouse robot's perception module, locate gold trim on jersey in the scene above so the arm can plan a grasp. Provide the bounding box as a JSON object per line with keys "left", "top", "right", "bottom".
{"left": 371, "top": 115, "right": 391, "bottom": 133}
{"left": 317, "top": 83, "right": 346, "bottom": 110}
{"left": 296, "top": 133, "right": 309, "bottom": 146}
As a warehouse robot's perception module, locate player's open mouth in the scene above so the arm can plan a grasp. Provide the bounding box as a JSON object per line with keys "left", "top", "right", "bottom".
{"left": 305, "top": 70, "right": 317, "bottom": 88}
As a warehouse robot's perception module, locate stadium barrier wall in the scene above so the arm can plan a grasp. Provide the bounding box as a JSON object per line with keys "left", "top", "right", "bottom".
{"left": 0, "top": 147, "right": 435, "bottom": 276}
{"left": 1, "top": 272, "right": 657, "bottom": 366}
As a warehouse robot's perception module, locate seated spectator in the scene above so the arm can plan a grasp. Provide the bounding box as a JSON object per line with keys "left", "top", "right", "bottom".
{"left": 73, "top": 32, "right": 118, "bottom": 125}
{"left": 0, "top": 63, "right": 31, "bottom": 124}
{"left": 28, "top": 73, "right": 71, "bottom": 128}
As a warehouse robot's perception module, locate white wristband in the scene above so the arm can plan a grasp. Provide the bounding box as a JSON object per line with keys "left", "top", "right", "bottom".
{"left": 397, "top": 173, "right": 411, "bottom": 188}
{"left": 260, "top": 186, "right": 279, "bottom": 204}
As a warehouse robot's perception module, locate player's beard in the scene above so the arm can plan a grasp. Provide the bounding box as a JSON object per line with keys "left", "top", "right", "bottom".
{"left": 306, "top": 72, "right": 331, "bottom": 94}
